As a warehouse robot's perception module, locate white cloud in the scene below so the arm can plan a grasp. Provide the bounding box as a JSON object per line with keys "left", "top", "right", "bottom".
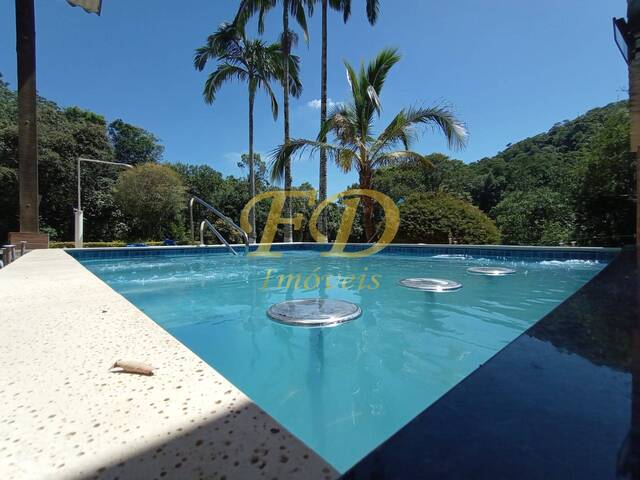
{"left": 307, "top": 98, "right": 343, "bottom": 110}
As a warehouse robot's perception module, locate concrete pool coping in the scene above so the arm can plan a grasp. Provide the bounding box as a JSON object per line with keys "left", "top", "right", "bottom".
{"left": 0, "top": 249, "right": 338, "bottom": 480}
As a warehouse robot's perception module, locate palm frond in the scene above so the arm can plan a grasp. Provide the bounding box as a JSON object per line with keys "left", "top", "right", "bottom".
{"left": 268, "top": 42, "right": 303, "bottom": 97}
{"left": 329, "top": 0, "right": 351, "bottom": 22}
{"left": 366, "top": 0, "right": 379, "bottom": 24}
{"left": 285, "top": 51, "right": 303, "bottom": 98}
{"left": 371, "top": 105, "right": 468, "bottom": 156}
{"left": 269, "top": 138, "right": 352, "bottom": 183}
{"left": 370, "top": 110, "right": 415, "bottom": 155}
{"left": 366, "top": 47, "right": 400, "bottom": 97}
{"left": 366, "top": 85, "right": 381, "bottom": 114}
{"left": 336, "top": 148, "right": 357, "bottom": 172}
{"left": 372, "top": 150, "right": 432, "bottom": 169}
{"left": 194, "top": 22, "right": 243, "bottom": 71}
{"left": 323, "top": 104, "right": 359, "bottom": 146}
{"left": 291, "top": 0, "right": 311, "bottom": 43}
{"left": 343, "top": 62, "right": 361, "bottom": 104}
{"left": 234, "top": 0, "right": 276, "bottom": 33}
{"left": 260, "top": 76, "right": 279, "bottom": 119}
{"left": 203, "top": 64, "right": 248, "bottom": 104}
{"left": 406, "top": 105, "right": 468, "bottom": 150}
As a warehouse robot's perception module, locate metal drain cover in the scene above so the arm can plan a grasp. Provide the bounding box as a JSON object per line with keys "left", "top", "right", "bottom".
{"left": 267, "top": 298, "right": 361, "bottom": 327}
{"left": 467, "top": 266, "right": 516, "bottom": 276}
{"left": 399, "top": 278, "right": 462, "bottom": 292}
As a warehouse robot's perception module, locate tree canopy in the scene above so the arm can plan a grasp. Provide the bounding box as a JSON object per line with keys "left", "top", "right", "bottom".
{"left": 395, "top": 192, "right": 500, "bottom": 245}
{"left": 0, "top": 76, "right": 633, "bottom": 247}
{"left": 114, "top": 163, "right": 186, "bottom": 240}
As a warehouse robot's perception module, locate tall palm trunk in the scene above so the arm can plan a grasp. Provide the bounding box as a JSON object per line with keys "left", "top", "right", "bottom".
{"left": 318, "top": 0, "right": 328, "bottom": 241}
{"left": 282, "top": 0, "right": 293, "bottom": 242}
{"left": 358, "top": 167, "right": 375, "bottom": 241}
{"left": 248, "top": 88, "right": 256, "bottom": 243}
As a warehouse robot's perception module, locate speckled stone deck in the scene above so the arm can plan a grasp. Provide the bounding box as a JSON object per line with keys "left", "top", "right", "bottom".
{"left": 0, "top": 249, "right": 338, "bottom": 480}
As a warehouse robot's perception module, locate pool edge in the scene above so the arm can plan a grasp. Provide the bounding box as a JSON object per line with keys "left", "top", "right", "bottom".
{"left": 0, "top": 249, "right": 339, "bottom": 480}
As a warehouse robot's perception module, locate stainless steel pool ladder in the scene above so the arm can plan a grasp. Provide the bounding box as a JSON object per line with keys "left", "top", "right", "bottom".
{"left": 189, "top": 196, "right": 249, "bottom": 255}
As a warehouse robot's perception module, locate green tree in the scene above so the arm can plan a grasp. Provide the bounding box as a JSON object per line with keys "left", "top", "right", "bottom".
{"left": 0, "top": 78, "right": 121, "bottom": 241}
{"left": 373, "top": 153, "right": 476, "bottom": 203}
{"left": 113, "top": 163, "right": 186, "bottom": 240}
{"left": 238, "top": 152, "right": 269, "bottom": 188}
{"left": 194, "top": 22, "right": 301, "bottom": 242}
{"left": 395, "top": 192, "right": 500, "bottom": 244}
{"left": 236, "top": 0, "right": 313, "bottom": 242}
{"left": 491, "top": 189, "right": 573, "bottom": 245}
{"left": 108, "top": 119, "right": 164, "bottom": 165}
{"left": 271, "top": 48, "right": 467, "bottom": 240}
{"left": 574, "top": 107, "right": 635, "bottom": 245}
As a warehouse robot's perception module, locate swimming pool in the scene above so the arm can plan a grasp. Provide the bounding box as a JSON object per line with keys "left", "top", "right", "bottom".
{"left": 70, "top": 245, "right": 614, "bottom": 473}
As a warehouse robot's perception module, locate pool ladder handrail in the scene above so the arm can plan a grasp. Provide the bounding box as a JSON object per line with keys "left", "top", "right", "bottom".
{"left": 189, "top": 195, "right": 249, "bottom": 255}
{"left": 200, "top": 219, "right": 238, "bottom": 256}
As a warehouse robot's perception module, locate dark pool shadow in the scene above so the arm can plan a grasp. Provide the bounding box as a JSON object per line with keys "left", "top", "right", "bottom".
{"left": 342, "top": 247, "right": 640, "bottom": 480}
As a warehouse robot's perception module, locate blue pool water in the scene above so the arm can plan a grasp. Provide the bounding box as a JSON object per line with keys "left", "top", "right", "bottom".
{"left": 76, "top": 249, "right": 608, "bottom": 472}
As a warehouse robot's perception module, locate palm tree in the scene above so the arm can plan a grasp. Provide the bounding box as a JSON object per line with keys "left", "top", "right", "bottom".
{"left": 194, "top": 22, "right": 301, "bottom": 242}
{"left": 236, "top": 0, "right": 313, "bottom": 242}
{"left": 270, "top": 48, "right": 468, "bottom": 241}
{"left": 316, "top": 0, "right": 379, "bottom": 239}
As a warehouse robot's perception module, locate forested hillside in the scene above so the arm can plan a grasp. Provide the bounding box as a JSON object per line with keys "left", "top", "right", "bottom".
{"left": 374, "top": 101, "right": 634, "bottom": 246}
{"left": 0, "top": 73, "right": 634, "bottom": 246}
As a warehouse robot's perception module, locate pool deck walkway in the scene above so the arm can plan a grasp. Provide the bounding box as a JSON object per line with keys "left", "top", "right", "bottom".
{"left": 0, "top": 249, "right": 337, "bottom": 480}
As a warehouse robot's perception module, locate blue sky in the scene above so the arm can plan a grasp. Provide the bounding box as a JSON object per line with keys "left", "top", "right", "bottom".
{"left": 0, "top": 0, "right": 628, "bottom": 193}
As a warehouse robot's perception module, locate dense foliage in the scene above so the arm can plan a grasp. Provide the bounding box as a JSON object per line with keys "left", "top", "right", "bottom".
{"left": 373, "top": 101, "right": 634, "bottom": 246}
{"left": 395, "top": 192, "right": 500, "bottom": 244}
{"left": 113, "top": 164, "right": 186, "bottom": 240}
{"left": 0, "top": 77, "right": 123, "bottom": 241}
{"left": 0, "top": 73, "right": 634, "bottom": 246}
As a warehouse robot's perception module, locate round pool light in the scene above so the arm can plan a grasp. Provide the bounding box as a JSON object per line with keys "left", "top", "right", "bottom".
{"left": 467, "top": 266, "right": 516, "bottom": 276}
{"left": 399, "top": 278, "right": 462, "bottom": 292}
{"left": 267, "top": 298, "right": 361, "bottom": 327}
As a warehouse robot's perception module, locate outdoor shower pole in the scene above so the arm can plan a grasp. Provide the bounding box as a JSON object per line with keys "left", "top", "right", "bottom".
{"left": 75, "top": 158, "right": 132, "bottom": 248}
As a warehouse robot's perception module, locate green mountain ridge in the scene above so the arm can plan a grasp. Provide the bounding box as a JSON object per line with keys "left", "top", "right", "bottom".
{"left": 373, "top": 100, "right": 634, "bottom": 245}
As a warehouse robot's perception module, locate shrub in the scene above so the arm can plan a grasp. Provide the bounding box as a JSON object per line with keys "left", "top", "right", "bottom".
{"left": 113, "top": 163, "right": 186, "bottom": 240}
{"left": 491, "top": 189, "right": 573, "bottom": 245}
{"left": 395, "top": 192, "right": 500, "bottom": 244}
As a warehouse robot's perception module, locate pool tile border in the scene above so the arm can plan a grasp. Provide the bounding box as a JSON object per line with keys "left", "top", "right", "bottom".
{"left": 65, "top": 242, "right": 619, "bottom": 262}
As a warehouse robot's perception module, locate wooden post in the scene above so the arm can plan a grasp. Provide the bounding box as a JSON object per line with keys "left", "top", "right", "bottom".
{"left": 9, "top": 0, "right": 48, "bottom": 248}
{"left": 15, "top": 0, "right": 39, "bottom": 233}
{"left": 629, "top": 1, "right": 640, "bottom": 247}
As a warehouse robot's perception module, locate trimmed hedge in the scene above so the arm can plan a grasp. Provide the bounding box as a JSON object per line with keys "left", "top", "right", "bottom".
{"left": 395, "top": 192, "right": 500, "bottom": 244}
